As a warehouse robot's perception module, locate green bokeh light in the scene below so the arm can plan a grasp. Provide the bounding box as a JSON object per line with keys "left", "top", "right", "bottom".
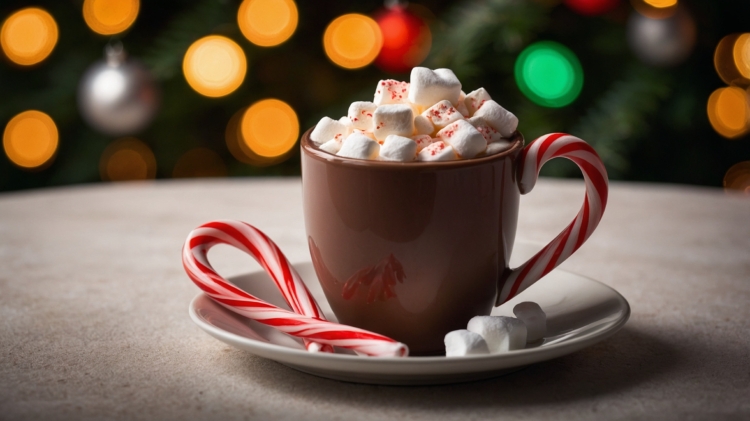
{"left": 515, "top": 41, "right": 583, "bottom": 108}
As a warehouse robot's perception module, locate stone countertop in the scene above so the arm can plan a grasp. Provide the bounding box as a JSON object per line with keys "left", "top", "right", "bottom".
{"left": 1, "top": 178, "right": 748, "bottom": 420}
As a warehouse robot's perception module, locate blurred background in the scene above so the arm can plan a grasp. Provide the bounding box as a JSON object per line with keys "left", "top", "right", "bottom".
{"left": 1, "top": 0, "right": 749, "bottom": 193}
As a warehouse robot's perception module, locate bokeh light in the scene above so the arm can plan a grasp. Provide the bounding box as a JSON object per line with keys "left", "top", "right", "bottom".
{"left": 707, "top": 87, "right": 750, "bottom": 139}
{"left": 241, "top": 99, "right": 299, "bottom": 162}
{"left": 515, "top": 41, "right": 583, "bottom": 108}
{"left": 643, "top": 0, "right": 677, "bottom": 8}
{"left": 3, "top": 110, "right": 58, "bottom": 169}
{"left": 375, "top": 7, "right": 432, "bottom": 73}
{"left": 323, "top": 14, "right": 383, "bottom": 69}
{"left": 0, "top": 8, "right": 58, "bottom": 66}
{"left": 183, "top": 35, "right": 247, "bottom": 97}
{"left": 238, "top": 0, "right": 298, "bottom": 47}
{"left": 715, "top": 34, "right": 750, "bottom": 86}
{"left": 83, "top": 0, "right": 139, "bottom": 35}
{"left": 563, "top": 0, "right": 620, "bottom": 16}
{"left": 172, "top": 148, "right": 227, "bottom": 178}
{"left": 99, "top": 137, "right": 156, "bottom": 181}
{"left": 723, "top": 161, "right": 750, "bottom": 196}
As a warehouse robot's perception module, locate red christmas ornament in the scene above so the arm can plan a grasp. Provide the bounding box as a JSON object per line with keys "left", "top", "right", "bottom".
{"left": 374, "top": 6, "right": 432, "bottom": 73}
{"left": 564, "top": 0, "right": 620, "bottom": 16}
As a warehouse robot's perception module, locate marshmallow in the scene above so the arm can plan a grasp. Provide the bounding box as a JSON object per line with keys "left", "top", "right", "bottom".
{"left": 473, "top": 100, "right": 518, "bottom": 138}
{"left": 319, "top": 138, "right": 343, "bottom": 155}
{"left": 411, "top": 134, "right": 434, "bottom": 152}
{"left": 464, "top": 88, "right": 492, "bottom": 116}
{"left": 421, "top": 100, "right": 464, "bottom": 131}
{"left": 379, "top": 135, "right": 417, "bottom": 162}
{"left": 337, "top": 133, "right": 380, "bottom": 160}
{"left": 457, "top": 91, "right": 470, "bottom": 117}
{"left": 467, "top": 116, "right": 503, "bottom": 144}
{"left": 373, "top": 104, "right": 414, "bottom": 141}
{"left": 310, "top": 117, "right": 351, "bottom": 145}
{"left": 374, "top": 79, "right": 410, "bottom": 105}
{"left": 513, "top": 302, "right": 547, "bottom": 343}
{"left": 467, "top": 316, "right": 527, "bottom": 353}
{"left": 417, "top": 140, "right": 458, "bottom": 161}
{"left": 444, "top": 329, "right": 490, "bottom": 357}
{"left": 408, "top": 67, "right": 462, "bottom": 106}
{"left": 436, "top": 119, "right": 486, "bottom": 159}
{"left": 485, "top": 140, "right": 513, "bottom": 156}
{"left": 414, "top": 115, "right": 434, "bottom": 136}
{"left": 347, "top": 101, "right": 377, "bottom": 131}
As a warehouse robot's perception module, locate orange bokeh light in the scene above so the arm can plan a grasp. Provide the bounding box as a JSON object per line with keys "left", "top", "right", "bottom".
{"left": 323, "top": 14, "right": 383, "bottom": 69}
{"left": 707, "top": 87, "right": 750, "bottom": 139}
{"left": 1, "top": 8, "right": 58, "bottom": 66}
{"left": 83, "top": 0, "right": 139, "bottom": 35}
{"left": 183, "top": 36, "right": 247, "bottom": 97}
{"left": 238, "top": 0, "right": 298, "bottom": 47}
{"left": 643, "top": 0, "right": 677, "bottom": 8}
{"left": 724, "top": 161, "right": 750, "bottom": 196}
{"left": 3, "top": 110, "right": 58, "bottom": 169}
{"left": 99, "top": 137, "right": 157, "bottom": 181}
{"left": 241, "top": 99, "right": 299, "bottom": 158}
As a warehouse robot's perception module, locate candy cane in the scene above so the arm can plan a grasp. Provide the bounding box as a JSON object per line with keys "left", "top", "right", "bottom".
{"left": 497, "top": 133, "right": 609, "bottom": 305}
{"left": 182, "top": 220, "right": 409, "bottom": 357}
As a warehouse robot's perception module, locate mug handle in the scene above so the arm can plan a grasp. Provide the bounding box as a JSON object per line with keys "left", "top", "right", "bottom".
{"left": 496, "top": 133, "right": 609, "bottom": 306}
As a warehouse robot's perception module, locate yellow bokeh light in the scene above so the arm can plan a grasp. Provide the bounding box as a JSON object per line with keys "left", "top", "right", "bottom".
{"left": 323, "top": 14, "right": 383, "bottom": 69}
{"left": 172, "top": 148, "right": 227, "bottom": 178}
{"left": 643, "top": 0, "right": 677, "bottom": 8}
{"left": 238, "top": 0, "right": 298, "bottom": 47}
{"left": 723, "top": 161, "right": 750, "bottom": 196}
{"left": 707, "top": 87, "right": 750, "bottom": 139}
{"left": 3, "top": 110, "right": 58, "bottom": 169}
{"left": 99, "top": 137, "right": 156, "bottom": 181}
{"left": 83, "top": 0, "right": 139, "bottom": 35}
{"left": 183, "top": 36, "right": 247, "bottom": 98}
{"left": 240, "top": 99, "right": 299, "bottom": 162}
{"left": 0, "top": 8, "right": 58, "bottom": 66}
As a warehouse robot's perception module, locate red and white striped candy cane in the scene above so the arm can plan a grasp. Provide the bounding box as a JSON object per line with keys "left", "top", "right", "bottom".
{"left": 182, "top": 220, "right": 409, "bottom": 357}
{"left": 496, "top": 133, "right": 609, "bottom": 305}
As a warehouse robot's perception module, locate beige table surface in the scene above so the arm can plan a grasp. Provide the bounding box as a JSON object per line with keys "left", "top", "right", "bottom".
{"left": 1, "top": 178, "right": 748, "bottom": 420}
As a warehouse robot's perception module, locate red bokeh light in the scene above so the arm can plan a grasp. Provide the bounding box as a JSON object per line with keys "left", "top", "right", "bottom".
{"left": 374, "top": 6, "right": 431, "bottom": 74}
{"left": 564, "top": 0, "right": 620, "bottom": 16}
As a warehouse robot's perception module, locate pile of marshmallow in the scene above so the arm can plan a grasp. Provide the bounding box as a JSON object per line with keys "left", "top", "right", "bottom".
{"left": 444, "top": 302, "right": 546, "bottom": 356}
{"left": 309, "top": 67, "right": 519, "bottom": 162}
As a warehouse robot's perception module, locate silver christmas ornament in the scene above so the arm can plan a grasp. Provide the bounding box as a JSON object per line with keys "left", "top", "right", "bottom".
{"left": 627, "top": 8, "right": 696, "bottom": 67}
{"left": 78, "top": 44, "right": 160, "bottom": 136}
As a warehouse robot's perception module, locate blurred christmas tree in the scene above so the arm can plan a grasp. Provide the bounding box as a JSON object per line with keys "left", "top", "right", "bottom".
{"left": 1, "top": 0, "right": 749, "bottom": 192}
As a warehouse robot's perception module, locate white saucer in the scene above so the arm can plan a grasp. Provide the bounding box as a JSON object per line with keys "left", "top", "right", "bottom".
{"left": 189, "top": 246, "right": 629, "bottom": 385}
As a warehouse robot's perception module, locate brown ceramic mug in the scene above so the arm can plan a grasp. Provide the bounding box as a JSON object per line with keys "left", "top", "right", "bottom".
{"left": 301, "top": 128, "right": 609, "bottom": 355}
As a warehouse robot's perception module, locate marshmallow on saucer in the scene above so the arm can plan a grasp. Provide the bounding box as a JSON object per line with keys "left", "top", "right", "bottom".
{"left": 310, "top": 117, "right": 351, "bottom": 145}
{"left": 347, "top": 101, "right": 378, "bottom": 131}
{"left": 411, "top": 134, "right": 434, "bottom": 152}
{"left": 473, "top": 100, "right": 518, "bottom": 138}
{"left": 409, "top": 67, "right": 462, "bottom": 106}
{"left": 337, "top": 133, "right": 380, "bottom": 160}
{"left": 414, "top": 115, "right": 434, "bottom": 136}
{"left": 464, "top": 88, "right": 492, "bottom": 116}
{"left": 444, "top": 329, "right": 490, "bottom": 357}
{"left": 417, "top": 140, "right": 458, "bottom": 161}
{"left": 513, "top": 302, "right": 547, "bottom": 343}
{"left": 422, "top": 100, "right": 464, "bottom": 131}
{"left": 374, "top": 80, "right": 410, "bottom": 105}
{"left": 467, "top": 316, "right": 527, "bottom": 353}
{"left": 436, "top": 119, "right": 486, "bottom": 159}
{"left": 373, "top": 104, "right": 414, "bottom": 141}
{"left": 379, "top": 135, "right": 417, "bottom": 162}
